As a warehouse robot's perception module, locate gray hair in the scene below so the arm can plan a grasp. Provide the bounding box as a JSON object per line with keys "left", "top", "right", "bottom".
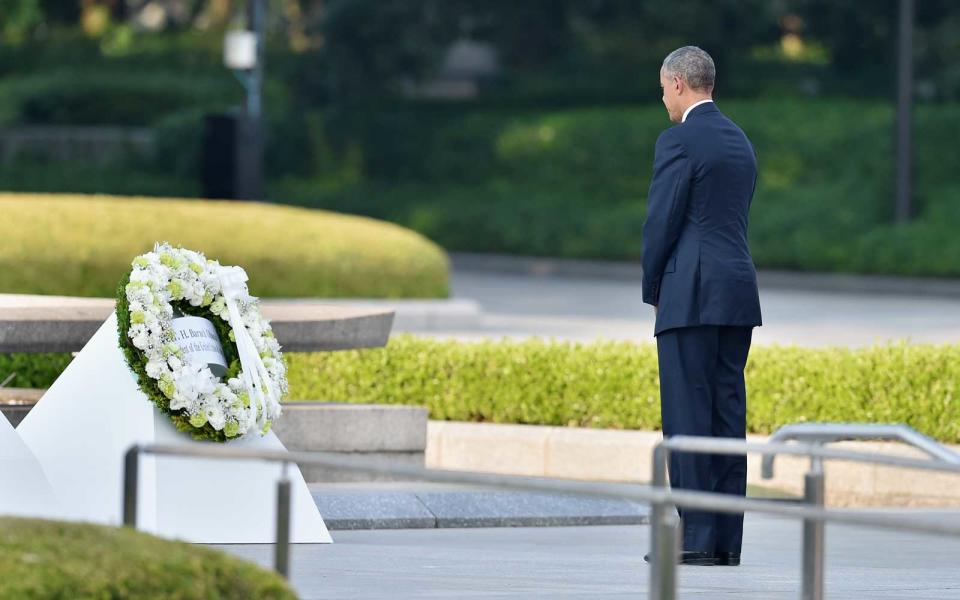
{"left": 662, "top": 46, "right": 715, "bottom": 92}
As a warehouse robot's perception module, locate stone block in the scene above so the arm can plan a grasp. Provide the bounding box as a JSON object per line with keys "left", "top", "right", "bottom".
{"left": 272, "top": 402, "right": 429, "bottom": 483}
{"left": 427, "top": 421, "right": 548, "bottom": 476}
{"left": 271, "top": 402, "right": 427, "bottom": 453}
{"left": 0, "top": 389, "right": 43, "bottom": 428}
{"left": 300, "top": 451, "right": 426, "bottom": 484}
{"left": 427, "top": 422, "right": 960, "bottom": 508}
{"left": 545, "top": 427, "right": 660, "bottom": 482}
{"left": 870, "top": 442, "right": 960, "bottom": 506}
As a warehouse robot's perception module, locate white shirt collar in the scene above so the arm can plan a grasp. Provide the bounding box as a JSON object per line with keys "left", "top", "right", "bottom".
{"left": 682, "top": 99, "right": 714, "bottom": 123}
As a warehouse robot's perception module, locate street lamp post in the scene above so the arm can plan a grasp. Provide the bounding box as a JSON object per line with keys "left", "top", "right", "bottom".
{"left": 223, "top": 0, "right": 265, "bottom": 201}
{"left": 246, "top": 0, "right": 265, "bottom": 123}
{"left": 895, "top": 0, "right": 914, "bottom": 223}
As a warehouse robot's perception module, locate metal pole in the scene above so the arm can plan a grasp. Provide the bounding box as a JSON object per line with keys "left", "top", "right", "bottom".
{"left": 649, "top": 499, "right": 663, "bottom": 599}
{"left": 801, "top": 459, "right": 826, "bottom": 600}
{"left": 649, "top": 445, "right": 673, "bottom": 599}
{"left": 247, "top": 0, "right": 265, "bottom": 120}
{"left": 655, "top": 513, "right": 680, "bottom": 600}
{"left": 895, "top": 0, "right": 914, "bottom": 223}
{"left": 122, "top": 446, "right": 139, "bottom": 529}
{"left": 652, "top": 444, "right": 669, "bottom": 490}
{"left": 240, "top": 0, "right": 265, "bottom": 200}
{"left": 275, "top": 472, "right": 292, "bottom": 579}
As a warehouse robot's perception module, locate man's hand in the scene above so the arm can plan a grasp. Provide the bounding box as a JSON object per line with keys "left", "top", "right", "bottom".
{"left": 641, "top": 129, "right": 690, "bottom": 306}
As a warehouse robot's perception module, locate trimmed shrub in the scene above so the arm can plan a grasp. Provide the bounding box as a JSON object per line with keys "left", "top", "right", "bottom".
{"left": 0, "top": 70, "right": 236, "bottom": 126}
{"left": 0, "top": 353, "right": 72, "bottom": 388}
{"left": 6, "top": 337, "right": 960, "bottom": 443}
{"left": 283, "top": 336, "right": 960, "bottom": 444}
{"left": 0, "top": 518, "right": 296, "bottom": 599}
{"left": 0, "top": 193, "right": 449, "bottom": 298}
{"left": 0, "top": 161, "right": 200, "bottom": 197}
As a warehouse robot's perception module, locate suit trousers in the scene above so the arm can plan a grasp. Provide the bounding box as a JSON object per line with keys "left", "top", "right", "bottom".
{"left": 656, "top": 324, "right": 753, "bottom": 554}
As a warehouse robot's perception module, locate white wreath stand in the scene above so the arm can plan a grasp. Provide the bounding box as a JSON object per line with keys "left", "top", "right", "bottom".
{"left": 0, "top": 409, "right": 63, "bottom": 519}
{"left": 16, "top": 313, "right": 332, "bottom": 544}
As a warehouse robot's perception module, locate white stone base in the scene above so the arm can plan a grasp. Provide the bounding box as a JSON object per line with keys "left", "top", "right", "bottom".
{"left": 16, "top": 313, "right": 332, "bottom": 543}
{"left": 0, "top": 409, "right": 63, "bottom": 519}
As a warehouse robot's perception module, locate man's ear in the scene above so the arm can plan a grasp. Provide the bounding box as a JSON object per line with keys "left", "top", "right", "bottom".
{"left": 674, "top": 75, "right": 683, "bottom": 95}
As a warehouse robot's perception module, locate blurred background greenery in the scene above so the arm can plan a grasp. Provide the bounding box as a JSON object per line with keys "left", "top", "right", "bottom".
{"left": 2, "top": 0, "right": 959, "bottom": 277}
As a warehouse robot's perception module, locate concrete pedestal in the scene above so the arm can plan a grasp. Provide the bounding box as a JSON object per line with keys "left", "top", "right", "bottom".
{"left": 272, "top": 402, "right": 428, "bottom": 482}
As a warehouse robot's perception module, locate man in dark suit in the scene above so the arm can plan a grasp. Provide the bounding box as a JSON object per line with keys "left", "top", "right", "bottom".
{"left": 642, "top": 46, "right": 762, "bottom": 567}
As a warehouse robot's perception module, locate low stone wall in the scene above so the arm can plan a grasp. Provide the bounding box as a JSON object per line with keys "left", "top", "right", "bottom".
{"left": 0, "top": 388, "right": 44, "bottom": 428}
{"left": 426, "top": 421, "right": 960, "bottom": 507}
{"left": 272, "top": 402, "right": 428, "bottom": 483}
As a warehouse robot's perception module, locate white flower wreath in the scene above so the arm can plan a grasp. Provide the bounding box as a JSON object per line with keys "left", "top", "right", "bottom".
{"left": 117, "top": 243, "right": 287, "bottom": 441}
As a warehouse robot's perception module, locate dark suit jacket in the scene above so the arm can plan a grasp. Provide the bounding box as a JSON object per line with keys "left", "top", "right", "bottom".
{"left": 641, "top": 102, "right": 763, "bottom": 336}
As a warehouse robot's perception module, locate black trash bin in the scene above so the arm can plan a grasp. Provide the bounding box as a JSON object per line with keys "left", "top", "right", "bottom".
{"left": 201, "top": 113, "right": 263, "bottom": 200}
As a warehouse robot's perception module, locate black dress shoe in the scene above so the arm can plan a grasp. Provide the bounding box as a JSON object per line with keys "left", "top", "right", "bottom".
{"left": 715, "top": 552, "right": 741, "bottom": 566}
{"left": 643, "top": 551, "right": 716, "bottom": 566}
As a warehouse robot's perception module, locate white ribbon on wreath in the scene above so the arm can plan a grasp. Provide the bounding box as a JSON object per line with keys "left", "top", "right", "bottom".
{"left": 217, "top": 265, "right": 277, "bottom": 434}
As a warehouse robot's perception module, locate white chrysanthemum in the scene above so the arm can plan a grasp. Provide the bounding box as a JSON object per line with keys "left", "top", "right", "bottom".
{"left": 132, "top": 332, "right": 149, "bottom": 350}
{"left": 145, "top": 360, "right": 166, "bottom": 379}
{"left": 173, "top": 363, "right": 216, "bottom": 401}
{"left": 169, "top": 391, "right": 189, "bottom": 411}
{"left": 205, "top": 404, "right": 226, "bottom": 430}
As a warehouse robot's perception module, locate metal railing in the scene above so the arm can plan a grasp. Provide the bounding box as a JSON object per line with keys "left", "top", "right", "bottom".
{"left": 764, "top": 423, "right": 960, "bottom": 600}
{"left": 121, "top": 424, "right": 960, "bottom": 597}
{"left": 761, "top": 423, "right": 960, "bottom": 478}
{"left": 650, "top": 425, "right": 960, "bottom": 600}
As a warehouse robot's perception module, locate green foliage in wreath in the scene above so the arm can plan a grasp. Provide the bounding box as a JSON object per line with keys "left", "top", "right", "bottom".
{"left": 116, "top": 272, "right": 242, "bottom": 442}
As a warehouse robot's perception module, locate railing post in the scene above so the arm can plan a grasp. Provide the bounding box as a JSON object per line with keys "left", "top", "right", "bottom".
{"left": 655, "top": 513, "right": 680, "bottom": 600}
{"left": 801, "top": 457, "right": 826, "bottom": 600}
{"left": 122, "top": 445, "right": 139, "bottom": 529}
{"left": 652, "top": 443, "right": 669, "bottom": 491}
{"left": 275, "top": 469, "right": 292, "bottom": 579}
{"left": 650, "top": 444, "right": 678, "bottom": 600}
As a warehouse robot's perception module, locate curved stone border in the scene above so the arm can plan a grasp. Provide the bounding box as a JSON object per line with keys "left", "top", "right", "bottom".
{"left": 0, "top": 294, "right": 394, "bottom": 353}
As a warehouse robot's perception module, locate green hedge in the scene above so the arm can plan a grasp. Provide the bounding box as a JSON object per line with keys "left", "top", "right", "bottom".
{"left": 0, "top": 518, "right": 296, "bottom": 599}
{"left": 0, "top": 69, "right": 236, "bottom": 126}
{"left": 283, "top": 336, "right": 960, "bottom": 444}
{"left": 0, "top": 32, "right": 287, "bottom": 127}
{"left": 5, "top": 97, "right": 959, "bottom": 278}
{"left": 0, "top": 193, "right": 449, "bottom": 298}
{"left": 0, "top": 353, "right": 72, "bottom": 388}
{"left": 275, "top": 99, "right": 960, "bottom": 278}
{"left": 0, "top": 161, "right": 199, "bottom": 197}
{"left": 5, "top": 337, "right": 959, "bottom": 442}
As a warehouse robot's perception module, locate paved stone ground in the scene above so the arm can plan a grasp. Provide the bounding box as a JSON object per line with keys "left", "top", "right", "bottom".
{"left": 396, "top": 270, "right": 960, "bottom": 347}
{"left": 310, "top": 482, "right": 649, "bottom": 530}
{"left": 218, "top": 511, "right": 960, "bottom": 599}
